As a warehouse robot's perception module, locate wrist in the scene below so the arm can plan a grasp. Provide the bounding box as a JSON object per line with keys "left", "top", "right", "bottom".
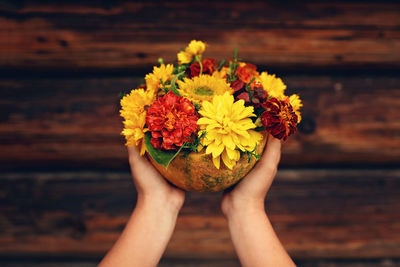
{"left": 137, "top": 189, "right": 184, "bottom": 215}
{"left": 222, "top": 195, "right": 265, "bottom": 220}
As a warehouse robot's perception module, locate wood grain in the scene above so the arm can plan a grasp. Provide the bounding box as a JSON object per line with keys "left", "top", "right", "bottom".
{"left": 0, "top": 0, "right": 399, "bottom": 264}
{"left": 1, "top": 259, "right": 400, "bottom": 267}
{"left": 1, "top": 170, "right": 399, "bottom": 259}
{"left": 1, "top": 74, "right": 399, "bottom": 170}
{"left": 0, "top": 1, "right": 399, "bottom": 72}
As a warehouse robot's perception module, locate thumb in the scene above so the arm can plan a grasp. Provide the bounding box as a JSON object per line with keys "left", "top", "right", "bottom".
{"left": 260, "top": 135, "right": 281, "bottom": 167}
{"left": 251, "top": 134, "right": 281, "bottom": 178}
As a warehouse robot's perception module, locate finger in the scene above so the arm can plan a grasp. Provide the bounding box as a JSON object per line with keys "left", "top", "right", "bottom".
{"left": 127, "top": 145, "right": 148, "bottom": 171}
{"left": 254, "top": 134, "right": 281, "bottom": 174}
{"left": 128, "top": 145, "right": 150, "bottom": 167}
{"left": 127, "top": 145, "right": 140, "bottom": 160}
{"left": 262, "top": 134, "right": 281, "bottom": 162}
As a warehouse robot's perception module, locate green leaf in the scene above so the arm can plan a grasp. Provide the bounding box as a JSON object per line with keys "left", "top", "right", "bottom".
{"left": 144, "top": 132, "right": 183, "bottom": 168}
{"left": 233, "top": 47, "right": 238, "bottom": 61}
{"left": 193, "top": 102, "right": 201, "bottom": 112}
{"left": 217, "top": 59, "right": 226, "bottom": 71}
{"left": 166, "top": 71, "right": 185, "bottom": 96}
{"left": 173, "top": 64, "right": 187, "bottom": 74}
{"left": 254, "top": 126, "right": 266, "bottom": 132}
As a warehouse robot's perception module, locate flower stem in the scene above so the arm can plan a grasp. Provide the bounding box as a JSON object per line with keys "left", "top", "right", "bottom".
{"left": 195, "top": 55, "right": 203, "bottom": 75}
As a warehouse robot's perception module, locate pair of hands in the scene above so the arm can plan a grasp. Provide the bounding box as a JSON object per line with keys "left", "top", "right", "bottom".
{"left": 101, "top": 135, "right": 294, "bottom": 267}
{"left": 128, "top": 134, "right": 281, "bottom": 217}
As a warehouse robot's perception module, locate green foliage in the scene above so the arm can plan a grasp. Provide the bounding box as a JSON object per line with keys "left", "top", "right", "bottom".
{"left": 164, "top": 71, "right": 185, "bottom": 96}
{"left": 118, "top": 91, "right": 126, "bottom": 99}
{"left": 181, "top": 131, "right": 207, "bottom": 158}
{"left": 144, "top": 132, "right": 183, "bottom": 168}
{"left": 254, "top": 126, "right": 266, "bottom": 132}
{"left": 254, "top": 106, "right": 265, "bottom": 118}
{"left": 217, "top": 59, "right": 226, "bottom": 71}
{"left": 194, "top": 55, "right": 203, "bottom": 75}
{"left": 157, "top": 57, "right": 164, "bottom": 65}
{"left": 227, "top": 47, "right": 239, "bottom": 82}
{"left": 193, "top": 102, "right": 201, "bottom": 112}
{"left": 245, "top": 77, "right": 256, "bottom": 102}
{"left": 239, "top": 145, "right": 261, "bottom": 163}
{"left": 173, "top": 64, "right": 188, "bottom": 74}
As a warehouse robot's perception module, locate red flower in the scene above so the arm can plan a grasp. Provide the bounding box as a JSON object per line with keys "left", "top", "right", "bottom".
{"left": 235, "top": 80, "right": 267, "bottom": 108}
{"left": 261, "top": 97, "right": 298, "bottom": 141}
{"left": 237, "top": 63, "right": 258, "bottom": 84}
{"left": 231, "top": 80, "right": 245, "bottom": 92}
{"left": 146, "top": 91, "right": 198, "bottom": 150}
{"left": 190, "top": 58, "right": 216, "bottom": 77}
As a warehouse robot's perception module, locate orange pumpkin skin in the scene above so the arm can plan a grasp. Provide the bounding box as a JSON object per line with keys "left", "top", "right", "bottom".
{"left": 148, "top": 133, "right": 268, "bottom": 192}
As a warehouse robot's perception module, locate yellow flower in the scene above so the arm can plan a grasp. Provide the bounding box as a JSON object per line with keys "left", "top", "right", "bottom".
{"left": 120, "top": 88, "right": 155, "bottom": 155}
{"left": 177, "top": 40, "right": 206, "bottom": 64}
{"left": 177, "top": 51, "right": 192, "bottom": 65}
{"left": 212, "top": 66, "right": 229, "bottom": 79}
{"left": 145, "top": 64, "right": 174, "bottom": 93}
{"left": 289, "top": 94, "right": 303, "bottom": 123}
{"left": 259, "top": 72, "right": 286, "bottom": 99}
{"left": 197, "top": 92, "right": 263, "bottom": 170}
{"left": 177, "top": 75, "right": 234, "bottom": 104}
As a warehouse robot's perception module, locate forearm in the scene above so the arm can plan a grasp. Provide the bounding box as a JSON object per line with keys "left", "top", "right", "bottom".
{"left": 99, "top": 195, "right": 180, "bottom": 267}
{"left": 226, "top": 203, "right": 295, "bottom": 267}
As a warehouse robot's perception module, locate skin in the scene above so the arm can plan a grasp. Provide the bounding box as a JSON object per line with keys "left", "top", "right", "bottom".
{"left": 100, "top": 135, "right": 295, "bottom": 267}
{"left": 99, "top": 147, "right": 185, "bottom": 267}
{"left": 221, "top": 135, "right": 296, "bottom": 267}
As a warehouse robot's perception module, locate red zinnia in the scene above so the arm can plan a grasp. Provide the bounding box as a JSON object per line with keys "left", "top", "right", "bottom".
{"left": 146, "top": 91, "right": 198, "bottom": 150}
{"left": 261, "top": 97, "right": 298, "bottom": 141}
{"left": 190, "top": 58, "right": 216, "bottom": 77}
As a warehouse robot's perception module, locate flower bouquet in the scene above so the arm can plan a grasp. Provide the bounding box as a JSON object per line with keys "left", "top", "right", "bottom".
{"left": 120, "top": 40, "right": 302, "bottom": 192}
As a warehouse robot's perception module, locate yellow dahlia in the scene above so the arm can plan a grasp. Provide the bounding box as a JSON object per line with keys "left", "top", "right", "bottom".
{"left": 177, "top": 40, "right": 206, "bottom": 64}
{"left": 120, "top": 88, "right": 155, "bottom": 155}
{"left": 145, "top": 64, "right": 174, "bottom": 93}
{"left": 197, "top": 92, "right": 263, "bottom": 170}
{"left": 259, "top": 72, "right": 286, "bottom": 99}
{"left": 177, "top": 74, "right": 234, "bottom": 104}
{"left": 289, "top": 94, "right": 303, "bottom": 123}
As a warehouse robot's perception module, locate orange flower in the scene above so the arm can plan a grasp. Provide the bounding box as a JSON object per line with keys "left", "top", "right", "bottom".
{"left": 236, "top": 63, "right": 259, "bottom": 84}
{"left": 261, "top": 97, "right": 298, "bottom": 141}
{"left": 146, "top": 91, "right": 198, "bottom": 150}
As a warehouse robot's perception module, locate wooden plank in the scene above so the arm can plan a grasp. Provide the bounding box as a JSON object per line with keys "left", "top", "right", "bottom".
{"left": 1, "top": 259, "right": 400, "bottom": 267}
{"left": 0, "top": 170, "right": 399, "bottom": 259}
{"left": 1, "top": 75, "right": 399, "bottom": 170}
{"left": 0, "top": 1, "right": 399, "bottom": 71}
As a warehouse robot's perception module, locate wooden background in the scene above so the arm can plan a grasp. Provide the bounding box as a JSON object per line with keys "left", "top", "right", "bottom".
{"left": 1, "top": 0, "right": 400, "bottom": 266}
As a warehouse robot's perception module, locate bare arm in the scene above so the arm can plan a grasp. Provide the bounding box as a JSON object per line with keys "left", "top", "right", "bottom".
{"left": 222, "top": 135, "right": 295, "bottom": 267}
{"left": 99, "top": 147, "right": 185, "bottom": 267}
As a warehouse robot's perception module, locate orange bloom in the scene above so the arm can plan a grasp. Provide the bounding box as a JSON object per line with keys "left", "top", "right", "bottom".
{"left": 146, "top": 91, "right": 198, "bottom": 150}
{"left": 236, "top": 63, "right": 259, "bottom": 84}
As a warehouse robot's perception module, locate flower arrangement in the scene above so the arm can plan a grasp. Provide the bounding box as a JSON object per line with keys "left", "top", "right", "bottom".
{"left": 120, "top": 40, "right": 302, "bottom": 192}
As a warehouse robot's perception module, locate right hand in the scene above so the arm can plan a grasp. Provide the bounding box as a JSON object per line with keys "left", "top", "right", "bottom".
{"left": 221, "top": 134, "right": 281, "bottom": 217}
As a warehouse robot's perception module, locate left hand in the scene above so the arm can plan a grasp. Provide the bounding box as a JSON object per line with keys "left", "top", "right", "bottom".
{"left": 128, "top": 146, "right": 185, "bottom": 211}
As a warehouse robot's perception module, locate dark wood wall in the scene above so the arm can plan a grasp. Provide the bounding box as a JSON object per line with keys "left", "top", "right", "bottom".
{"left": 1, "top": 1, "right": 400, "bottom": 266}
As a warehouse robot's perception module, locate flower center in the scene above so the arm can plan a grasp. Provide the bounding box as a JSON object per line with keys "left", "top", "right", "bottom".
{"left": 194, "top": 86, "right": 214, "bottom": 96}
{"left": 279, "top": 106, "right": 294, "bottom": 123}
{"left": 165, "top": 111, "right": 176, "bottom": 130}
{"left": 218, "top": 117, "right": 232, "bottom": 134}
